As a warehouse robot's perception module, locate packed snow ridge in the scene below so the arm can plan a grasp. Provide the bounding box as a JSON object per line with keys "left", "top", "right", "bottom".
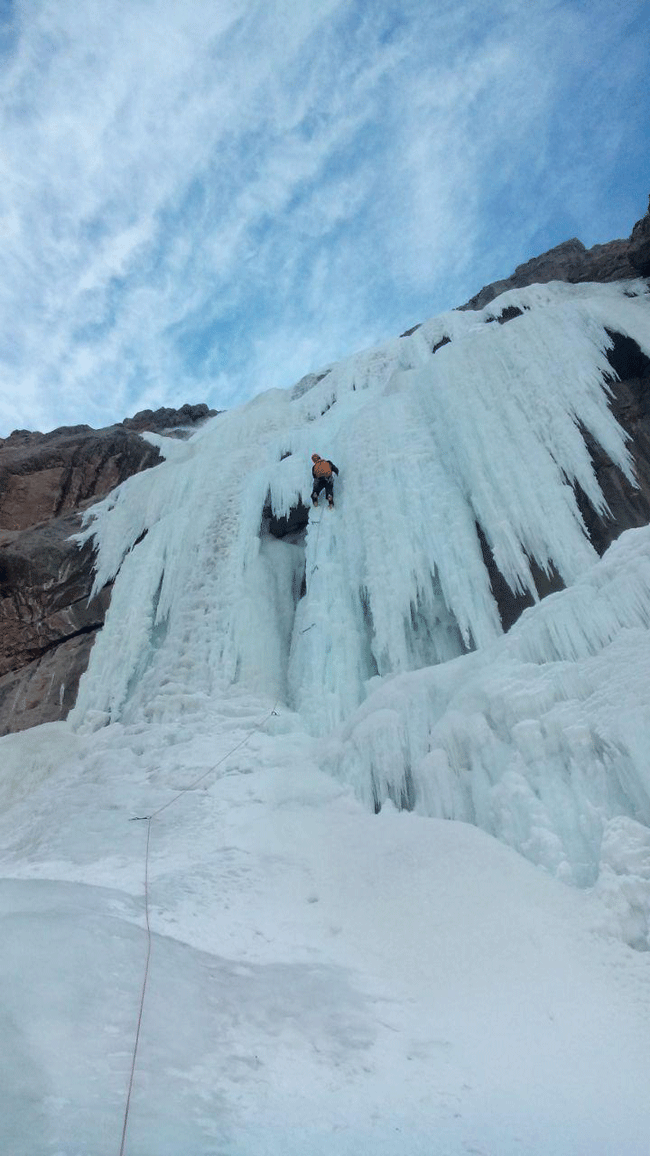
{"left": 70, "top": 278, "right": 650, "bottom": 892}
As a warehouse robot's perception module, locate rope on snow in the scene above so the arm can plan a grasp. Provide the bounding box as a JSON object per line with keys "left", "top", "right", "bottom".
{"left": 118, "top": 701, "right": 279, "bottom": 1156}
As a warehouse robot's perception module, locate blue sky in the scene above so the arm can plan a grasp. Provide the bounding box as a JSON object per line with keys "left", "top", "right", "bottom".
{"left": 0, "top": 0, "right": 648, "bottom": 435}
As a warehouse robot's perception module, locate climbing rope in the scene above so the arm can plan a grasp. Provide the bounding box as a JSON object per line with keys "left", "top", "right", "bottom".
{"left": 308, "top": 503, "right": 325, "bottom": 577}
{"left": 299, "top": 506, "right": 326, "bottom": 634}
{"left": 118, "top": 702, "right": 279, "bottom": 1156}
{"left": 118, "top": 818, "right": 151, "bottom": 1156}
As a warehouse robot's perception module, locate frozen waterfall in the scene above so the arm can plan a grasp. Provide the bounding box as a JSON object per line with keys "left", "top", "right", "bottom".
{"left": 67, "top": 278, "right": 650, "bottom": 889}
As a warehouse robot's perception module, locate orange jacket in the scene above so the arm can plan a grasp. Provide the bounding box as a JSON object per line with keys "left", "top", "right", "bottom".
{"left": 312, "top": 456, "right": 339, "bottom": 479}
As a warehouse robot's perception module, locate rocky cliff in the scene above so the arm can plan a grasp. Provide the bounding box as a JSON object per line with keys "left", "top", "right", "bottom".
{"left": 0, "top": 404, "right": 216, "bottom": 734}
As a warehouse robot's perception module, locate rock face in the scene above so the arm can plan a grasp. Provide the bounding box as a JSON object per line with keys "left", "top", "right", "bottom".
{"left": 0, "top": 425, "right": 161, "bottom": 532}
{"left": 460, "top": 197, "right": 650, "bottom": 312}
{"left": 0, "top": 514, "right": 111, "bottom": 733}
{"left": 122, "top": 402, "right": 217, "bottom": 433}
{"left": 0, "top": 404, "right": 216, "bottom": 735}
{"left": 629, "top": 195, "right": 650, "bottom": 277}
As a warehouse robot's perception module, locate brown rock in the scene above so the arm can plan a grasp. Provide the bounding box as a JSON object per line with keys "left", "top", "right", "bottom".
{"left": 0, "top": 512, "right": 103, "bottom": 676}
{"left": 0, "top": 403, "right": 217, "bottom": 734}
{"left": 0, "top": 425, "right": 162, "bottom": 531}
{"left": 0, "top": 633, "right": 99, "bottom": 735}
{"left": 122, "top": 402, "right": 217, "bottom": 432}
{"left": 629, "top": 195, "right": 650, "bottom": 276}
{"left": 0, "top": 508, "right": 111, "bottom": 735}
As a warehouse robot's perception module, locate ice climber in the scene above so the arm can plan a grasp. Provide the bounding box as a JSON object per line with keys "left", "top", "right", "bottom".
{"left": 311, "top": 453, "right": 339, "bottom": 509}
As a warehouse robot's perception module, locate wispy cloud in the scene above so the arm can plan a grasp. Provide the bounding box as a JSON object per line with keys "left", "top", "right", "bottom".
{"left": 0, "top": 0, "right": 647, "bottom": 434}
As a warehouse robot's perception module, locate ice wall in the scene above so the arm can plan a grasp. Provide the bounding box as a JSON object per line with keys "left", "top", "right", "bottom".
{"left": 329, "top": 524, "right": 650, "bottom": 888}
{"left": 69, "top": 279, "right": 650, "bottom": 884}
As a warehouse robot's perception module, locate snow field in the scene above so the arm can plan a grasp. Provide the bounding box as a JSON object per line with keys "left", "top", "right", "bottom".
{"left": 1, "top": 707, "right": 650, "bottom": 1154}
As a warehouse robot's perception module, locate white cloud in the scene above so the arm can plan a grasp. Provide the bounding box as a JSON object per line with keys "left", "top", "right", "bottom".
{"left": 0, "top": 0, "right": 647, "bottom": 435}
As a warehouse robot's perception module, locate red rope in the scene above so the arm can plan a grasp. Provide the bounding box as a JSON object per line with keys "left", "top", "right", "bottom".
{"left": 118, "top": 703, "right": 278, "bottom": 1154}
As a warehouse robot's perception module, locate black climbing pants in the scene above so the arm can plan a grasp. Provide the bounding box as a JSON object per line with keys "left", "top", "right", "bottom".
{"left": 312, "top": 475, "right": 333, "bottom": 501}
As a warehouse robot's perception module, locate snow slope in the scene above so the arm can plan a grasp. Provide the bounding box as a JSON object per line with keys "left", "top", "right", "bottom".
{"left": 1, "top": 278, "right": 650, "bottom": 1154}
